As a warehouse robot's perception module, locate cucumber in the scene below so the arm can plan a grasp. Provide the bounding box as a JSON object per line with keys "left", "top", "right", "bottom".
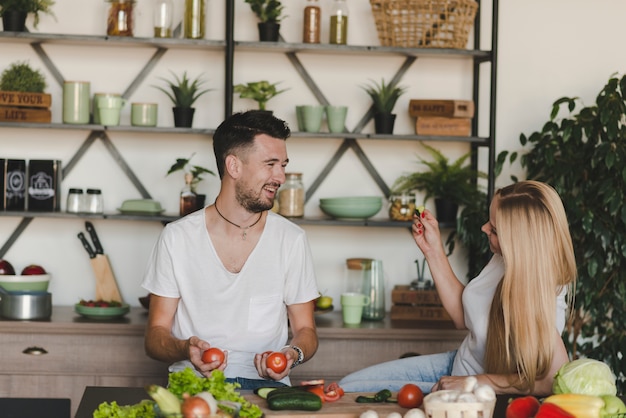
{"left": 267, "top": 392, "right": 323, "bottom": 411}
{"left": 254, "top": 387, "right": 278, "bottom": 399}
{"left": 265, "top": 386, "right": 307, "bottom": 399}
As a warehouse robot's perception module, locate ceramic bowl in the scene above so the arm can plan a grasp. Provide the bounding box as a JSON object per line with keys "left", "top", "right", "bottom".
{"left": 319, "top": 196, "right": 383, "bottom": 219}
{"left": 0, "top": 274, "right": 51, "bottom": 292}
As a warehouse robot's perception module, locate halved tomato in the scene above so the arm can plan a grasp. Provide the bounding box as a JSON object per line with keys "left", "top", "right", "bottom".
{"left": 323, "top": 390, "right": 342, "bottom": 402}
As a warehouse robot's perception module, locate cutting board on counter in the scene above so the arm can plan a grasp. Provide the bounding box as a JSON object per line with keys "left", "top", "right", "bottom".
{"left": 243, "top": 392, "right": 409, "bottom": 418}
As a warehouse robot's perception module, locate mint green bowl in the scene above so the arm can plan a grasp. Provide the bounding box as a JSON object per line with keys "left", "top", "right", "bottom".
{"left": 0, "top": 274, "right": 51, "bottom": 292}
{"left": 319, "top": 197, "right": 383, "bottom": 219}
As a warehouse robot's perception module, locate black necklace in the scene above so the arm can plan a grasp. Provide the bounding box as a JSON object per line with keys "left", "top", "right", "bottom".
{"left": 214, "top": 201, "right": 263, "bottom": 241}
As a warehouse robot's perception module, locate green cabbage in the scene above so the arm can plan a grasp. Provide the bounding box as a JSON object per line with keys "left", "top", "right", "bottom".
{"left": 553, "top": 358, "right": 617, "bottom": 396}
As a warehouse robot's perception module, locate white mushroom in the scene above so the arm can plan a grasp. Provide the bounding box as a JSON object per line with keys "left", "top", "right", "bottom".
{"left": 387, "top": 412, "right": 403, "bottom": 418}
{"left": 456, "top": 393, "right": 478, "bottom": 403}
{"left": 360, "top": 410, "right": 379, "bottom": 418}
{"left": 473, "top": 384, "right": 496, "bottom": 402}
{"left": 404, "top": 408, "right": 426, "bottom": 418}
{"left": 462, "top": 376, "right": 478, "bottom": 393}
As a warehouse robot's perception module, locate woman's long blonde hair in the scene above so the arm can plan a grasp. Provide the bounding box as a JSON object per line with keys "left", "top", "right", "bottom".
{"left": 483, "top": 181, "right": 576, "bottom": 393}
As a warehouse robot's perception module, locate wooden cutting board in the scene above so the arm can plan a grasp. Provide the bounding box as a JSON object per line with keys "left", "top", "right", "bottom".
{"left": 91, "top": 254, "right": 123, "bottom": 303}
{"left": 243, "top": 392, "right": 410, "bottom": 418}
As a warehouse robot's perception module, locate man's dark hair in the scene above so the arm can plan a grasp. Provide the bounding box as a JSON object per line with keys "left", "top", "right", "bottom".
{"left": 213, "top": 110, "right": 291, "bottom": 179}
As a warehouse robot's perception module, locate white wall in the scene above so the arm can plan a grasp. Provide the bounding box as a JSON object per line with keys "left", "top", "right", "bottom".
{"left": 1, "top": 0, "right": 624, "bottom": 309}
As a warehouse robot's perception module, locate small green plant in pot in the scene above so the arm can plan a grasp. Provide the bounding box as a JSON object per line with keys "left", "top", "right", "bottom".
{"left": 361, "top": 78, "right": 407, "bottom": 134}
{"left": 153, "top": 71, "right": 211, "bottom": 128}
{"left": 0, "top": 60, "right": 46, "bottom": 92}
{"left": 244, "top": 0, "right": 285, "bottom": 41}
{"left": 233, "top": 80, "right": 288, "bottom": 111}
{"left": 0, "top": 0, "right": 56, "bottom": 31}
{"left": 391, "top": 143, "right": 486, "bottom": 224}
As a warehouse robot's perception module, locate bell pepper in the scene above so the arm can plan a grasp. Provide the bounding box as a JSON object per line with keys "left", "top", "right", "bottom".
{"left": 543, "top": 393, "right": 605, "bottom": 418}
{"left": 506, "top": 396, "right": 541, "bottom": 418}
{"left": 536, "top": 402, "right": 576, "bottom": 418}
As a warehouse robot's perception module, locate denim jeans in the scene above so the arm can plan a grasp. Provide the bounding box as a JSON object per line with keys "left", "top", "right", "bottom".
{"left": 338, "top": 350, "right": 457, "bottom": 394}
{"left": 225, "top": 377, "right": 288, "bottom": 391}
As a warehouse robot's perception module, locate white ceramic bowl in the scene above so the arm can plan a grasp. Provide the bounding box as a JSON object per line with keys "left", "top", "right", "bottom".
{"left": 0, "top": 274, "right": 51, "bottom": 292}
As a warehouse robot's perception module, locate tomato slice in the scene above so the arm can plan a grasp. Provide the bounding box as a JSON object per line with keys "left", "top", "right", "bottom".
{"left": 323, "top": 390, "right": 342, "bottom": 402}
{"left": 326, "top": 382, "right": 345, "bottom": 397}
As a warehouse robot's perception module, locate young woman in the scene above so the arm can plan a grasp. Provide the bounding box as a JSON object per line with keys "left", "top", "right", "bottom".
{"left": 339, "top": 181, "right": 576, "bottom": 396}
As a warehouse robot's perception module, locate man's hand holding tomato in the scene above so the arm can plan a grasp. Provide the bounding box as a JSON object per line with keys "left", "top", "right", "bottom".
{"left": 254, "top": 349, "right": 293, "bottom": 381}
{"left": 187, "top": 336, "right": 228, "bottom": 377}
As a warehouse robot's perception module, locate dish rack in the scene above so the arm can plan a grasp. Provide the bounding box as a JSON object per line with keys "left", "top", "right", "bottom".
{"left": 423, "top": 390, "right": 496, "bottom": 418}
{"left": 369, "top": 0, "right": 478, "bottom": 48}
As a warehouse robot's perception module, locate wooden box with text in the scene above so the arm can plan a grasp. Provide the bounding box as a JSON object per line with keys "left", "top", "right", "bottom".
{"left": 408, "top": 99, "right": 475, "bottom": 118}
{"left": 0, "top": 91, "right": 52, "bottom": 123}
{"left": 415, "top": 116, "right": 472, "bottom": 136}
{"left": 390, "top": 285, "right": 452, "bottom": 322}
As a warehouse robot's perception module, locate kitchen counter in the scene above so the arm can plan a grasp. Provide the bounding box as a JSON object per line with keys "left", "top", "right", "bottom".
{"left": 75, "top": 386, "right": 513, "bottom": 418}
{"left": 0, "top": 307, "right": 466, "bottom": 416}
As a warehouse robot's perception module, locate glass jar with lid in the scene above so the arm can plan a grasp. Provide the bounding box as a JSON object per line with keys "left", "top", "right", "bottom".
{"left": 388, "top": 192, "right": 416, "bottom": 221}
{"left": 86, "top": 189, "right": 104, "bottom": 214}
{"left": 153, "top": 0, "right": 174, "bottom": 38}
{"left": 106, "top": 0, "right": 136, "bottom": 37}
{"left": 278, "top": 173, "right": 305, "bottom": 218}
{"left": 66, "top": 188, "right": 84, "bottom": 213}
{"left": 184, "top": 0, "right": 206, "bottom": 39}
{"left": 303, "top": 0, "right": 321, "bottom": 44}
{"left": 329, "top": 0, "right": 348, "bottom": 45}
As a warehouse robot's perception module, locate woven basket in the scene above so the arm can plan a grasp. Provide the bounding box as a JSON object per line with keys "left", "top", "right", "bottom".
{"left": 369, "top": 0, "right": 478, "bottom": 48}
{"left": 423, "top": 391, "right": 496, "bottom": 418}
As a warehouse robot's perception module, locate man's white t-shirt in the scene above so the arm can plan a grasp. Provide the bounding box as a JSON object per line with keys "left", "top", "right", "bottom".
{"left": 142, "top": 210, "right": 319, "bottom": 382}
{"left": 452, "top": 254, "right": 568, "bottom": 375}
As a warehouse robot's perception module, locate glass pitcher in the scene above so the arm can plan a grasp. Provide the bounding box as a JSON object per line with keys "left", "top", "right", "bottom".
{"left": 361, "top": 259, "right": 385, "bottom": 321}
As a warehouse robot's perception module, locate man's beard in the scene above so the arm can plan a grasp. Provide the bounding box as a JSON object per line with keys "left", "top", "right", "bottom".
{"left": 235, "top": 182, "right": 275, "bottom": 213}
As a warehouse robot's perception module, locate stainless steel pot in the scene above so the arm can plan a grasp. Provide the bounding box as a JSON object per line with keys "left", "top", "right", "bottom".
{"left": 0, "top": 285, "right": 52, "bottom": 320}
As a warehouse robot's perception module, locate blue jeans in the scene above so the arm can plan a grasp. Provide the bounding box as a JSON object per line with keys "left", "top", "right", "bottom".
{"left": 225, "top": 377, "right": 288, "bottom": 391}
{"left": 338, "top": 350, "right": 457, "bottom": 394}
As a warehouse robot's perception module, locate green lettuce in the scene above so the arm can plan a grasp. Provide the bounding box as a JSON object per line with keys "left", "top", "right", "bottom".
{"left": 553, "top": 358, "right": 617, "bottom": 396}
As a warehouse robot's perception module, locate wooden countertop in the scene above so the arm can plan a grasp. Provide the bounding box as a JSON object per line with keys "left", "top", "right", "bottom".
{"left": 0, "top": 306, "right": 468, "bottom": 341}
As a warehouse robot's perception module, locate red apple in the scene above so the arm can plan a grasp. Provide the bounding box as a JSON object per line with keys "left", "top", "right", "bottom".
{"left": 21, "top": 264, "right": 46, "bottom": 275}
{"left": 0, "top": 259, "right": 16, "bottom": 275}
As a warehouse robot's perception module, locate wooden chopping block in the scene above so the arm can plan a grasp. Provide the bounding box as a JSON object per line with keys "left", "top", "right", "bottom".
{"left": 90, "top": 254, "right": 123, "bottom": 303}
{"left": 243, "top": 392, "right": 410, "bottom": 418}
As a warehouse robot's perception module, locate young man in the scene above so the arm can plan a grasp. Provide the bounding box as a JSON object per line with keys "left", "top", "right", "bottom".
{"left": 142, "top": 111, "right": 319, "bottom": 389}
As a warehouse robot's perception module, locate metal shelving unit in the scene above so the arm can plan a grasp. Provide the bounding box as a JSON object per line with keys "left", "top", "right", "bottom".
{"left": 0, "top": 0, "right": 498, "bottom": 257}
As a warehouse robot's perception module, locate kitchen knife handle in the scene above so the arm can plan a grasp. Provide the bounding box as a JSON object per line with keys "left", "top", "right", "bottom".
{"left": 85, "top": 221, "right": 104, "bottom": 254}
{"left": 77, "top": 232, "right": 96, "bottom": 258}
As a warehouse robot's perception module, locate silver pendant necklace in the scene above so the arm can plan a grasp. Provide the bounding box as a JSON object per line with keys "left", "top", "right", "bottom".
{"left": 214, "top": 201, "right": 263, "bottom": 240}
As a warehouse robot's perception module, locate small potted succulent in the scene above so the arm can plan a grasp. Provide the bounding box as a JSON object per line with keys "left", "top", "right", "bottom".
{"left": 244, "top": 0, "right": 285, "bottom": 42}
{"left": 233, "top": 80, "right": 288, "bottom": 112}
{"left": 361, "top": 78, "right": 407, "bottom": 134}
{"left": 153, "top": 71, "right": 211, "bottom": 128}
{"left": 0, "top": 0, "right": 56, "bottom": 32}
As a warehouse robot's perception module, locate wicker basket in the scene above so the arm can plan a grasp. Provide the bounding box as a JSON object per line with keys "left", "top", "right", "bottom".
{"left": 423, "top": 391, "right": 496, "bottom": 418}
{"left": 369, "top": 0, "right": 478, "bottom": 48}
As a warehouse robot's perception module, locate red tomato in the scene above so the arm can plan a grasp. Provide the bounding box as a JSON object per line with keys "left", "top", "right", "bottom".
{"left": 506, "top": 396, "right": 540, "bottom": 418}
{"left": 323, "top": 390, "right": 342, "bottom": 402}
{"left": 326, "top": 382, "right": 345, "bottom": 397}
{"left": 201, "top": 347, "right": 225, "bottom": 365}
{"left": 266, "top": 352, "right": 288, "bottom": 373}
{"left": 397, "top": 384, "right": 424, "bottom": 409}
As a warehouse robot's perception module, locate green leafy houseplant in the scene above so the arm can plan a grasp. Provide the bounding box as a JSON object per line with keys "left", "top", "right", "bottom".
{"left": 167, "top": 153, "right": 215, "bottom": 193}
{"left": 0, "top": 0, "right": 56, "bottom": 29}
{"left": 233, "top": 80, "right": 288, "bottom": 111}
{"left": 244, "top": 0, "right": 284, "bottom": 23}
{"left": 0, "top": 61, "right": 46, "bottom": 92}
{"left": 498, "top": 74, "right": 626, "bottom": 393}
{"left": 153, "top": 71, "right": 211, "bottom": 109}
{"left": 361, "top": 78, "right": 407, "bottom": 114}
{"left": 391, "top": 143, "right": 486, "bottom": 206}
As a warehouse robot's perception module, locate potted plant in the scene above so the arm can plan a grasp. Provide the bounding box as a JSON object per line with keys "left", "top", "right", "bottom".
{"left": 390, "top": 143, "right": 486, "bottom": 223}
{"left": 497, "top": 74, "right": 626, "bottom": 392}
{"left": 361, "top": 78, "right": 407, "bottom": 134}
{"left": 233, "top": 80, "right": 288, "bottom": 112}
{"left": 167, "top": 152, "right": 216, "bottom": 211}
{"left": 244, "top": 0, "right": 285, "bottom": 42}
{"left": 0, "top": 60, "right": 46, "bottom": 92}
{"left": 153, "top": 71, "right": 211, "bottom": 128}
{"left": 0, "top": 0, "right": 55, "bottom": 32}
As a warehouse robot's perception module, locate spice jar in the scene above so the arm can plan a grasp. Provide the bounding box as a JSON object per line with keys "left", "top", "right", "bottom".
{"left": 388, "top": 193, "right": 416, "bottom": 221}
{"left": 106, "top": 0, "right": 135, "bottom": 37}
{"left": 329, "top": 0, "right": 348, "bottom": 45}
{"left": 278, "top": 173, "right": 305, "bottom": 218}
{"left": 66, "top": 188, "right": 84, "bottom": 213}
{"left": 303, "top": 0, "right": 321, "bottom": 44}
{"left": 86, "top": 188, "right": 104, "bottom": 214}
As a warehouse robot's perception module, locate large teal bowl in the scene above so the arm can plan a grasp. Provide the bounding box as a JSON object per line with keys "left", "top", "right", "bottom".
{"left": 319, "top": 196, "right": 383, "bottom": 219}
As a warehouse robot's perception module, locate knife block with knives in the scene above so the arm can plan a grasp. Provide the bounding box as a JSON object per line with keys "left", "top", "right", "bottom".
{"left": 77, "top": 221, "right": 123, "bottom": 303}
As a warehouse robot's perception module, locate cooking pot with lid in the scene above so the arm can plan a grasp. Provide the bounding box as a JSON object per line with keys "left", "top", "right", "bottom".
{"left": 0, "top": 285, "right": 52, "bottom": 320}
